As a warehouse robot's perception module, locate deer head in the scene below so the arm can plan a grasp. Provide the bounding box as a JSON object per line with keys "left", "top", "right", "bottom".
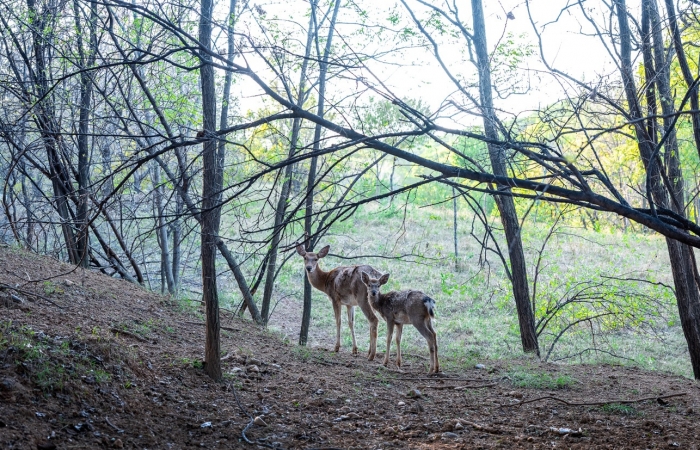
{"left": 360, "top": 271, "right": 390, "bottom": 298}
{"left": 296, "top": 244, "right": 330, "bottom": 273}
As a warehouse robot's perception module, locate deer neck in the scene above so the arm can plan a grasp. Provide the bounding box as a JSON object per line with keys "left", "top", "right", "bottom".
{"left": 306, "top": 264, "right": 331, "bottom": 293}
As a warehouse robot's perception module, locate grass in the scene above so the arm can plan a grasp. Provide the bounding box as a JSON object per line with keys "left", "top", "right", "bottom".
{"left": 599, "top": 403, "right": 638, "bottom": 416}
{"left": 264, "top": 196, "right": 689, "bottom": 378}
{"left": 507, "top": 367, "right": 577, "bottom": 389}
{"left": 0, "top": 320, "right": 117, "bottom": 393}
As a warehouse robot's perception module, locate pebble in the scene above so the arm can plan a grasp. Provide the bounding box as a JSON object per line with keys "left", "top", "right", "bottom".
{"left": 113, "top": 438, "right": 123, "bottom": 448}
{"left": 246, "top": 365, "right": 260, "bottom": 373}
{"left": 398, "top": 401, "right": 406, "bottom": 407}
{"left": 200, "top": 422, "right": 212, "bottom": 428}
{"left": 475, "top": 364, "right": 486, "bottom": 370}
{"left": 442, "top": 432, "right": 459, "bottom": 439}
{"left": 254, "top": 416, "right": 268, "bottom": 427}
{"left": 454, "top": 422, "right": 464, "bottom": 430}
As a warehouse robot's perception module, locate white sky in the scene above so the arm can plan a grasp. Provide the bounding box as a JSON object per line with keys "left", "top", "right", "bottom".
{"left": 227, "top": 0, "right": 638, "bottom": 122}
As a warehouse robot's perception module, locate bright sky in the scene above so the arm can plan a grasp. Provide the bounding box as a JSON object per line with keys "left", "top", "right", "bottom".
{"left": 228, "top": 0, "right": 634, "bottom": 123}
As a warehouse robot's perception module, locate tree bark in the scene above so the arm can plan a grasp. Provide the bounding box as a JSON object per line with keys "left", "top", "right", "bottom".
{"left": 300, "top": 0, "right": 341, "bottom": 346}
{"left": 616, "top": 0, "right": 700, "bottom": 379}
{"left": 471, "top": 0, "right": 539, "bottom": 355}
{"left": 199, "top": 0, "right": 222, "bottom": 381}
{"left": 261, "top": 9, "right": 316, "bottom": 324}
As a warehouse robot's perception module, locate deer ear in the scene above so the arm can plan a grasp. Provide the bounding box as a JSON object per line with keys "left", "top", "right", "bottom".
{"left": 296, "top": 245, "right": 306, "bottom": 256}
{"left": 379, "top": 273, "right": 390, "bottom": 285}
{"left": 360, "top": 271, "right": 370, "bottom": 286}
{"left": 317, "top": 245, "right": 330, "bottom": 258}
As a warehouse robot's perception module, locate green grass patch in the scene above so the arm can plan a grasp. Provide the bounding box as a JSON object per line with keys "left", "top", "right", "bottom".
{"left": 599, "top": 403, "right": 637, "bottom": 416}
{"left": 508, "top": 368, "right": 576, "bottom": 389}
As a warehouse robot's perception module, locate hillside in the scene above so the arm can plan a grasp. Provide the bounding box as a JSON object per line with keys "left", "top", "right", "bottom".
{"left": 0, "top": 246, "right": 699, "bottom": 449}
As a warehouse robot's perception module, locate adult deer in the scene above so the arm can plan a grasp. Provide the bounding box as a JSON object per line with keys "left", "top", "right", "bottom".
{"left": 360, "top": 271, "right": 440, "bottom": 374}
{"left": 296, "top": 244, "right": 381, "bottom": 359}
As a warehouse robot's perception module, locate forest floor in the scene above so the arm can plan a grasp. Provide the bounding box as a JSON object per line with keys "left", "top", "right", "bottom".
{"left": 1, "top": 246, "right": 699, "bottom": 449}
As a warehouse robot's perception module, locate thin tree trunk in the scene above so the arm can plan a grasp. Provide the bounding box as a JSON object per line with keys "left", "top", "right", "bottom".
{"left": 300, "top": 0, "right": 341, "bottom": 346}
{"left": 261, "top": 10, "right": 316, "bottom": 324}
{"left": 617, "top": 0, "right": 700, "bottom": 379}
{"left": 453, "top": 187, "right": 459, "bottom": 271}
{"left": 471, "top": 0, "right": 539, "bottom": 355}
{"left": 199, "top": 0, "right": 222, "bottom": 381}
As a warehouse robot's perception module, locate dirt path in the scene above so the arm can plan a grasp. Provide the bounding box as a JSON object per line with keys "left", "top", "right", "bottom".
{"left": 0, "top": 246, "right": 698, "bottom": 449}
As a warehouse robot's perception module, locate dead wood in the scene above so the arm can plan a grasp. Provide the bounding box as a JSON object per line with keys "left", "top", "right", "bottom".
{"left": 503, "top": 392, "right": 687, "bottom": 408}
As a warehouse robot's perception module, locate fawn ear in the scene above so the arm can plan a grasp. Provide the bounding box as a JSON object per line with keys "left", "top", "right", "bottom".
{"left": 379, "top": 273, "right": 390, "bottom": 285}
{"left": 296, "top": 245, "right": 306, "bottom": 256}
{"left": 317, "top": 245, "right": 330, "bottom": 258}
{"left": 360, "top": 271, "right": 370, "bottom": 286}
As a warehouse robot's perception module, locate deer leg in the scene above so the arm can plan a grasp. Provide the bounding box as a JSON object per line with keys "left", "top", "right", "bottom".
{"left": 347, "top": 305, "right": 358, "bottom": 355}
{"left": 427, "top": 317, "right": 439, "bottom": 373}
{"left": 395, "top": 323, "right": 403, "bottom": 368}
{"left": 358, "top": 300, "right": 379, "bottom": 361}
{"left": 413, "top": 317, "right": 438, "bottom": 373}
{"left": 384, "top": 321, "right": 394, "bottom": 367}
{"left": 332, "top": 300, "right": 342, "bottom": 352}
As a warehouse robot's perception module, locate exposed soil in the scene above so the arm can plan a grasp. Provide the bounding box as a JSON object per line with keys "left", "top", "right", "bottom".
{"left": 1, "top": 246, "right": 699, "bottom": 449}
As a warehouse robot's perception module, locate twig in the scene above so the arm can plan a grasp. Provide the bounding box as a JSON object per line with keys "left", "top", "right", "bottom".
{"left": 393, "top": 376, "right": 487, "bottom": 382}
{"left": 420, "top": 382, "right": 498, "bottom": 390}
{"left": 229, "top": 382, "right": 280, "bottom": 449}
{"left": 109, "top": 327, "right": 148, "bottom": 343}
{"left": 104, "top": 416, "right": 123, "bottom": 433}
{"left": 0, "top": 282, "right": 63, "bottom": 308}
{"left": 503, "top": 392, "right": 687, "bottom": 408}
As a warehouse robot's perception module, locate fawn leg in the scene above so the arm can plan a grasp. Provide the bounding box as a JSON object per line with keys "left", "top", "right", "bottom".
{"left": 332, "top": 299, "right": 342, "bottom": 352}
{"left": 426, "top": 317, "right": 439, "bottom": 373}
{"left": 395, "top": 323, "right": 403, "bottom": 368}
{"left": 384, "top": 321, "right": 394, "bottom": 366}
{"left": 359, "top": 300, "right": 379, "bottom": 361}
{"left": 347, "top": 305, "right": 358, "bottom": 355}
{"left": 413, "top": 318, "right": 438, "bottom": 373}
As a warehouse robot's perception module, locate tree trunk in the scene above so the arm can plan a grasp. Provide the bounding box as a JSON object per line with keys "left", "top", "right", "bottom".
{"left": 261, "top": 9, "right": 316, "bottom": 324}
{"left": 300, "top": 0, "right": 341, "bottom": 346}
{"left": 199, "top": 0, "right": 222, "bottom": 381}
{"left": 471, "top": 0, "right": 539, "bottom": 355}
{"left": 617, "top": 0, "right": 700, "bottom": 378}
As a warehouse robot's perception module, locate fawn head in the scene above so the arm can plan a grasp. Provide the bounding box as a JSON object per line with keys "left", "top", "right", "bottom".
{"left": 360, "top": 271, "right": 390, "bottom": 298}
{"left": 296, "top": 244, "right": 330, "bottom": 273}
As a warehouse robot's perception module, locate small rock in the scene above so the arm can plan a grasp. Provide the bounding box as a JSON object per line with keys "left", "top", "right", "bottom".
{"left": 398, "top": 401, "right": 406, "bottom": 407}
{"left": 442, "top": 432, "right": 459, "bottom": 439}
{"left": 112, "top": 438, "right": 123, "bottom": 449}
{"left": 230, "top": 367, "right": 243, "bottom": 373}
{"left": 454, "top": 422, "right": 464, "bottom": 430}
{"left": 63, "top": 279, "right": 74, "bottom": 286}
{"left": 668, "top": 442, "right": 679, "bottom": 448}
{"left": 346, "top": 412, "right": 360, "bottom": 419}
{"left": 200, "top": 422, "right": 212, "bottom": 428}
{"left": 270, "top": 363, "right": 281, "bottom": 370}
{"left": 475, "top": 364, "right": 486, "bottom": 370}
{"left": 407, "top": 388, "right": 422, "bottom": 398}
{"left": 247, "top": 365, "right": 260, "bottom": 373}
{"left": 334, "top": 415, "right": 349, "bottom": 422}
{"left": 315, "top": 389, "right": 324, "bottom": 395}
{"left": 35, "top": 412, "right": 46, "bottom": 418}
{"left": 254, "top": 416, "right": 268, "bottom": 427}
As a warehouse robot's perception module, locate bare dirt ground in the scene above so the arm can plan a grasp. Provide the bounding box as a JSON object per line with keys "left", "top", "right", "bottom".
{"left": 1, "top": 246, "right": 699, "bottom": 449}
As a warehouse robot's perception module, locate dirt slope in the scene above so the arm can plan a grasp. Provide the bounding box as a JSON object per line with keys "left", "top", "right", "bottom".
{"left": 0, "top": 246, "right": 699, "bottom": 449}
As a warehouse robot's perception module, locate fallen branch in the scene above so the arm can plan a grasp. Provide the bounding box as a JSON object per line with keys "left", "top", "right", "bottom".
{"left": 420, "top": 382, "right": 498, "bottom": 390}
{"left": 109, "top": 327, "right": 148, "bottom": 343}
{"left": 0, "top": 282, "right": 63, "bottom": 308}
{"left": 502, "top": 392, "right": 687, "bottom": 408}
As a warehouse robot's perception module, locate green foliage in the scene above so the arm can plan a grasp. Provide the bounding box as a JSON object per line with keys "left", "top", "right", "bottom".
{"left": 508, "top": 368, "right": 576, "bottom": 389}
{"left": 599, "top": 403, "right": 637, "bottom": 416}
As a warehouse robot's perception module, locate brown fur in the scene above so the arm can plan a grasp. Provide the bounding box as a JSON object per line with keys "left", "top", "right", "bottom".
{"left": 361, "top": 272, "right": 439, "bottom": 374}
{"left": 297, "top": 245, "right": 381, "bottom": 359}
